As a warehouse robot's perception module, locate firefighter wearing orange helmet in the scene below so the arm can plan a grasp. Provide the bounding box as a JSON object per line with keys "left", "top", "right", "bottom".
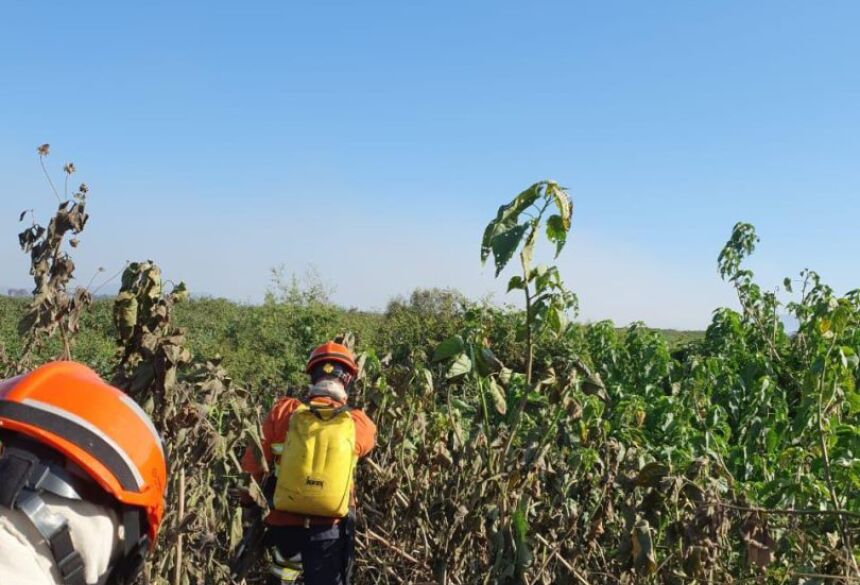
{"left": 241, "top": 341, "right": 377, "bottom": 585}
{"left": 0, "top": 362, "right": 167, "bottom": 585}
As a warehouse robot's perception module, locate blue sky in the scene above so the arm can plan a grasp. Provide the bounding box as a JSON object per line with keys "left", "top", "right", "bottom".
{"left": 1, "top": 1, "right": 857, "bottom": 329}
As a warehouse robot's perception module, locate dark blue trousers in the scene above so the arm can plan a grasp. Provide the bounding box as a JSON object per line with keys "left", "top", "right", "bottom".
{"left": 264, "top": 518, "right": 354, "bottom": 585}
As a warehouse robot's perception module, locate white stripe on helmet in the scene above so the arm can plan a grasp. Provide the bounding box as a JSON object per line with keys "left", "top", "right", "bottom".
{"left": 21, "top": 399, "right": 145, "bottom": 491}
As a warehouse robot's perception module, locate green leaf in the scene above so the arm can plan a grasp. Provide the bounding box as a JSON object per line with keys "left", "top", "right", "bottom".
{"left": 717, "top": 222, "right": 758, "bottom": 280}
{"left": 480, "top": 219, "right": 507, "bottom": 264}
{"left": 545, "top": 214, "right": 568, "bottom": 257}
{"left": 546, "top": 305, "right": 566, "bottom": 335}
{"left": 845, "top": 389, "right": 860, "bottom": 414}
{"left": 432, "top": 335, "right": 465, "bottom": 362}
{"left": 477, "top": 347, "right": 504, "bottom": 374}
{"left": 450, "top": 397, "right": 474, "bottom": 412}
{"left": 446, "top": 352, "right": 472, "bottom": 378}
{"left": 840, "top": 346, "right": 859, "bottom": 369}
{"left": 507, "top": 276, "right": 525, "bottom": 292}
{"left": 495, "top": 183, "right": 544, "bottom": 225}
{"left": 480, "top": 182, "right": 544, "bottom": 269}
{"left": 512, "top": 503, "right": 533, "bottom": 575}
{"left": 489, "top": 222, "right": 529, "bottom": 276}
{"left": 529, "top": 264, "right": 548, "bottom": 282}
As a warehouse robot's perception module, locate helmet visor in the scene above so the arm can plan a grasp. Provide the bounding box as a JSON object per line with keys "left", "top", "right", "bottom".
{"left": 309, "top": 361, "right": 354, "bottom": 385}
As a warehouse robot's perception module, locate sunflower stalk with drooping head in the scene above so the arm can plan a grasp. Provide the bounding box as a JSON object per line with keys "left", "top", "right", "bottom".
{"left": 15, "top": 144, "right": 93, "bottom": 369}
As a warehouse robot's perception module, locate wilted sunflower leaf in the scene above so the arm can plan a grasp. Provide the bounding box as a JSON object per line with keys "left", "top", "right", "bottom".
{"left": 632, "top": 519, "right": 657, "bottom": 575}
{"left": 446, "top": 353, "right": 472, "bottom": 379}
{"left": 488, "top": 377, "right": 507, "bottom": 415}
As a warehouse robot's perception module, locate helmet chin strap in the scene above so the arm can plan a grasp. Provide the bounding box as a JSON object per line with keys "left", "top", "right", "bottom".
{"left": 0, "top": 495, "right": 123, "bottom": 585}
{"left": 0, "top": 445, "right": 86, "bottom": 585}
{"left": 0, "top": 440, "right": 147, "bottom": 585}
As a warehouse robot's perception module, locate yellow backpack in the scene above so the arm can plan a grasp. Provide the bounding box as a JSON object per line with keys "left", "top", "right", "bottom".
{"left": 273, "top": 400, "right": 357, "bottom": 518}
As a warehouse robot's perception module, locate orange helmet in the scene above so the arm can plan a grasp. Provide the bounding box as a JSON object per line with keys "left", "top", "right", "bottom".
{"left": 0, "top": 361, "right": 166, "bottom": 543}
{"left": 306, "top": 341, "right": 358, "bottom": 379}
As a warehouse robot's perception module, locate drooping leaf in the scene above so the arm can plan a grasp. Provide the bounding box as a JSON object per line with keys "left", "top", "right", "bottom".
{"left": 519, "top": 222, "right": 537, "bottom": 273}
{"left": 480, "top": 182, "right": 544, "bottom": 269}
{"left": 546, "top": 214, "right": 568, "bottom": 257}
{"left": 172, "top": 281, "right": 190, "bottom": 303}
{"left": 479, "top": 347, "right": 504, "bottom": 373}
{"left": 489, "top": 222, "right": 529, "bottom": 276}
{"left": 546, "top": 305, "right": 567, "bottom": 335}
{"left": 546, "top": 182, "right": 572, "bottom": 230}
{"left": 229, "top": 506, "right": 243, "bottom": 552}
{"left": 486, "top": 183, "right": 543, "bottom": 231}
{"left": 481, "top": 219, "right": 509, "bottom": 264}
{"left": 121, "top": 263, "right": 140, "bottom": 290}
{"left": 507, "top": 276, "right": 525, "bottom": 292}
{"left": 446, "top": 352, "right": 472, "bottom": 378}
{"left": 421, "top": 367, "right": 434, "bottom": 394}
{"left": 631, "top": 519, "right": 657, "bottom": 575}
{"left": 113, "top": 292, "right": 138, "bottom": 341}
{"left": 488, "top": 377, "right": 507, "bottom": 415}
{"left": 433, "top": 335, "right": 465, "bottom": 362}
{"left": 512, "top": 502, "right": 533, "bottom": 575}
{"left": 636, "top": 462, "right": 670, "bottom": 488}
{"left": 742, "top": 515, "right": 774, "bottom": 568}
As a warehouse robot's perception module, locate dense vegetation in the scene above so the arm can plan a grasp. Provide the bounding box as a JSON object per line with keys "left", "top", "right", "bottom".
{"left": 1, "top": 154, "right": 857, "bottom": 584}
{"left": 0, "top": 294, "right": 702, "bottom": 405}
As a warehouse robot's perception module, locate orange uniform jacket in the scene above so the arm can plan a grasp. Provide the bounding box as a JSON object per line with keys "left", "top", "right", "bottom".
{"left": 240, "top": 395, "right": 377, "bottom": 526}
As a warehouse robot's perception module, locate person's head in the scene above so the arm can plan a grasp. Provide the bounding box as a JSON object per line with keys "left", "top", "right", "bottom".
{"left": 305, "top": 341, "right": 358, "bottom": 399}
{"left": 0, "top": 361, "right": 167, "bottom": 584}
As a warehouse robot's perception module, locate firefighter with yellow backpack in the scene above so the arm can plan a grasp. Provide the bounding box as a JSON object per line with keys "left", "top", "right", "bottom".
{"left": 240, "top": 341, "right": 376, "bottom": 585}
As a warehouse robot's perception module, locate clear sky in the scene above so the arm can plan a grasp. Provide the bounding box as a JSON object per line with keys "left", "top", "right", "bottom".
{"left": 1, "top": 1, "right": 858, "bottom": 329}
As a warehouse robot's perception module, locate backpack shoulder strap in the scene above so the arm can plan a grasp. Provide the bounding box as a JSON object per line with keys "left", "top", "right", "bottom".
{"left": 300, "top": 397, "right": 353, "bottom": 419}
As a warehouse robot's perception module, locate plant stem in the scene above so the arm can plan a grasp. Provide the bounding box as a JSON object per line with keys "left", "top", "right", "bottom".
{"left": 816, "top": 344, "right": 860, "bottom": 577}
{"left": 524, "top": 274, "right": 533, "bottom": 385}
{"left": 521, "top": 198, "right": 552, "bottom": 383}
{"left": 39, "top": 155, "right": 61, "bottom": 204}
{"left": 59, "top": 326, "right": 71, "bottom": 360}
{"left": 476, "top": 378, "right": 495, "bottom": 475}
{"left": 174, "top": 467, "right": 185, "bottom": 585}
